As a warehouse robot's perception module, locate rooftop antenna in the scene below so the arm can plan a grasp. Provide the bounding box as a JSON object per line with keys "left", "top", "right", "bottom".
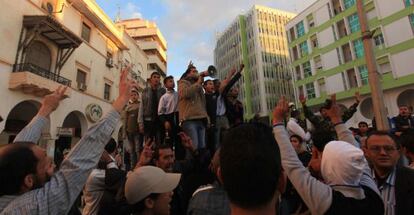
{"left": 115, "top": 4, "right": 121, "bottom": 23}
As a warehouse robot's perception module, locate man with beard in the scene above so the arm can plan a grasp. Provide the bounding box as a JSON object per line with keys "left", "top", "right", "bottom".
{"left": 0, "top": 67, "right": 135, "bottom": 214}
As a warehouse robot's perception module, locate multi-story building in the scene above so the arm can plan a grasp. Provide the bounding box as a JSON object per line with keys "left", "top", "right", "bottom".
{"left": 286, "top": 0, "right": 414, "bottom": 126}
{"left": 214, "top": 5, "right": 296, "bottom": 120}
{"left": 116, "top": 18, "right": 167, "bottom": 78}
{"left": 0, "top": 0, "right": 151, "bottom": 161}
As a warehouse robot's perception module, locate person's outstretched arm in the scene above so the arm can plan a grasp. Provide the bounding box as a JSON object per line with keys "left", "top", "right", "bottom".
{"left": 273, "top": 97, "right": 333, "bottom": 215}
{"left": 1, "top": 67, "right": 135, "bottom": 214}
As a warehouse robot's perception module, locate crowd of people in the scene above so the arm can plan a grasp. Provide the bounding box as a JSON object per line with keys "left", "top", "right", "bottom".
{"left": 0, "top": 62, "right": 414, "bottom": 215}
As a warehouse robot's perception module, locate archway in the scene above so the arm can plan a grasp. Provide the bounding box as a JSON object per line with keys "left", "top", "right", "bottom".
{"left": 360, "top": 97, "right": 374, "bottom": 120}
{"left": 0, "top": 100, "right": 41, "bottom": 144}
{"left": 397, "top": 89, "right": 414, "bottom": 110}
{"left": 54, "top": 111, "right": 87, "bottom": 167}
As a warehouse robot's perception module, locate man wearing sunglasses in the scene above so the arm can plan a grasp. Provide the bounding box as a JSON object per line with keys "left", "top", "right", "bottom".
{"left": 364, "top": 131, "right": 414, "bottom": 215}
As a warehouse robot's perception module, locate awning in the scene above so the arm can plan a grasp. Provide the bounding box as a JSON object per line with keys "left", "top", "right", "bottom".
{"left": 23, "top": 15, "right": 82, "bottom": 49}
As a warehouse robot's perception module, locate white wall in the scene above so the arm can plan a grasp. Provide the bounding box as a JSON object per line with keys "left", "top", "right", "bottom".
{"left": 375, "top": 0, "right": 405, "bottom": 19}
{"left": 314, "top": 4, "right": 330, "bottom": 26}
{"left": 322, "top": 49, "right": 340, "bottom": 70}
{"left": 383, "top": 18, "right": 413, "bottom": 47}
{"left": 318, "top": 27, "right": 335, "bottom": 48}
{"left": 391, "top": 49, "right": 414, "bottom": 78}
{"left": 326, "top": 73, "right": 345, "bottom": 94}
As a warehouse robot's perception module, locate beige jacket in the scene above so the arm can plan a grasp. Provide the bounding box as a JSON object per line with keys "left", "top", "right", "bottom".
{"left": 178, "top": 78, "right": 208, "bottom": 122}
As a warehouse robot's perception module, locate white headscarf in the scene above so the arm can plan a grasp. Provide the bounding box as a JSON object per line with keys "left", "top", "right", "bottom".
{"left": 321, "top": 141, "right": 366, "bottom": 186}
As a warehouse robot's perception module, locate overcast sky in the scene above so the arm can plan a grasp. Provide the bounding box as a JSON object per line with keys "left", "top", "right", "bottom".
{"left": 96, "top": 0, "right": 316, "bottom": 79}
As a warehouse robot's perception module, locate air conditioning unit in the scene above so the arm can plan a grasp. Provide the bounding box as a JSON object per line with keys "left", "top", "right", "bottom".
{"left": 78, "top": 83, "right": 87, "bottom": 91}
{"left": 106, "top": 58, "right": 114, "bottom": 68}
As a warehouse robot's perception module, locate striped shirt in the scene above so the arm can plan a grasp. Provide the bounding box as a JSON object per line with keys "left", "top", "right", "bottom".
{"left": 372, "top": 168, "right": 396, "bottom": 215}
{"left": 0, "top": 109, "right": 120, "bottom": 215}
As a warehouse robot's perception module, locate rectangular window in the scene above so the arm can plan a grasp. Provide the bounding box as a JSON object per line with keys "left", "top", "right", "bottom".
{"left": 353, "top": 39, "right": 364, "bottom": 59}
{"left": 358, "top": 65, "right": 368, "bottom": 85}
{"left": 310, "top": 34, "right": 318, "bottom": 48}
{"left": 374, "top": 34, "right": 385, "bottom": 48}
{"left": 314, "top": 55, "right": 323, "bottom": 70}
{"left": 295, "top": 66, "right": 302, "bottom": 80}
{"left": 405, "top": 0, "right": 413, "bottom": 7}
{"left": 303, "top": 61, "right": 312, "bottom": 78}
{"left": 104, "top": 83, "right": 111, "bottom": 100}
{"left": 318, "top": 78, "right": 326, "bottom": 95}
{"left": 344, "top": 0, "right": 356, "bottom": 9}
{"left": 81, "top": 23, "right": 91, "bottom": 42}
{"left": 342, "top": 43, "right": 353, "bottom": 63}
{"left": 76, "top": 69, "right": 86, "bottom": 85}
{"left": 348, "top": 13, "right": 360, "bottom": 33}
{"left": 346, "top": 68, "right": 358, "bottom": 88}
{"left": 333, "top": 0, "right": 343, "bottom": 15}
{"left": 296, "top": 21, "right": 305, "bottom": 37}
{"left": 299, "top": 41, "right": 309, "bottom": 56}
{"left": 76, "top": 69, "right": 87, "bottom": 91}
{"left": 410, "top": 14, "right": 414, "bottom": 33}
{"left": 306, "top": 83, "right": 316, "bottom": 99}
{"left": 289, "top": 28, "right": 296, "bottom": 41}
{"left": 307, "top": 14, "right": 315, "bottom": 28}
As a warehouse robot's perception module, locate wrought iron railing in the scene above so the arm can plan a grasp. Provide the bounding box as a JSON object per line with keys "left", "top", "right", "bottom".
{"left": 13, "top": 63, "right": 71, "bottom": 86}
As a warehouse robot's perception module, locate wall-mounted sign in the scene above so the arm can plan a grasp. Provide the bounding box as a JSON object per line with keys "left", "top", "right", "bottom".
{"left": 57, "top": 127, "right": 74, "bottom": 137}
{"left": 86, "top": 103, "right": 103, "bottom": 123}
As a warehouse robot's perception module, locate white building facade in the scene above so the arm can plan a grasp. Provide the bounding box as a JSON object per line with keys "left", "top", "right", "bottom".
{"left": 287, "top": 0, "right": 414, "bottom": 126}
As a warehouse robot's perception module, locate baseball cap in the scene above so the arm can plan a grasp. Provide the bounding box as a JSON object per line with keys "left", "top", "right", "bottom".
{"left": 125, "top": 166, "right": 181, "bottom": 205}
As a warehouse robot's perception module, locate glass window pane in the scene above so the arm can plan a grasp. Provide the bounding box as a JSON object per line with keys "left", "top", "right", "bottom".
{"left": 300, "top": 41, "right": 309, "bottom": 56}
{"left": 358, "top": 65, "right": 368, "bottom": 85}
{"left": 348, "top": 14, "right": 360, "bottom": 33}
{"left": 303, "top": 61, "right": 312, "bottom": 78}
{"left": 296, "top": 21, "right": 305, "bottom": 37}
{"left": 306, "top": 83, "right": 316, "bottom": 99}
{"left": 353, "top": 39, "right": 364, "bottom": 59}
{"left": 344, "top": 0, "right": 356, "bottom": 9}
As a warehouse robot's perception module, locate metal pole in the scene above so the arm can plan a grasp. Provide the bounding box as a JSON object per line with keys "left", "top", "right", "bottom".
{"left": 356, "top": 0, "right": 389, "bottom": 130}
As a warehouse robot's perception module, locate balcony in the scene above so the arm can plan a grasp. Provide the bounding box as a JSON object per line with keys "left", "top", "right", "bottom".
{"left": 148, "top": 55, "right": 167, "bottom": 75}
{"left": 137, "top": 41, "right": 167, "bottom": 62}
{"left": 9, "top": 63, "right": 71, "bottom": 97}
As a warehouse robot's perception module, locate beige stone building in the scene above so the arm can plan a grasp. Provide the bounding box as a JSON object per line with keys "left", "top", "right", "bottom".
{"left": 116, "top": 19, "right": 168, "bottom": 78}
{"left": 0, "top": 0, "right": 155, "bottom": 161}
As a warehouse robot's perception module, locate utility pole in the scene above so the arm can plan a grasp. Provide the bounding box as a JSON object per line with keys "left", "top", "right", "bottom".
{"left": 356, "top": 0, "right": 389, "bottom": 130}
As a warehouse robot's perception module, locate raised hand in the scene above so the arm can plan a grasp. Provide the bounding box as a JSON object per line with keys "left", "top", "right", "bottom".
{"left": 113, "top": 65, "right": 137, "bottom": 113}
{"left": 355, "top": 91, "right": 361, "bottom": 104}
{"left": 179, "top": 132, "right": 195, "bottom": 152}
{"left": 136, "top": 138, "right": 154, "bottom": 168}
{"left": 272, "top": 96, "right": 289, "bottom": 124}
{"left": 299, "top": 94, "right": 307, "bottom": 105}
{"left": 38, "top": 86, "right": 68, "bottom": 117}
{"left": 325, "top": 94, "right": 342, "bottom": 123}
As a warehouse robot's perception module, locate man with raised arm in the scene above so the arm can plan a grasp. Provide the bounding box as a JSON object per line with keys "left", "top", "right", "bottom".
{"left": 272, "top": 95, "right": 383, "bottom": 215}
{"left": 0, "top": 67, "right": 135, "bottom": 214}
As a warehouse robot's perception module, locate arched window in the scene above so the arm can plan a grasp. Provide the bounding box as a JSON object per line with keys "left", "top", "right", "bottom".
{"left": 25, "top": 41, "right": 51, "bottom": 71}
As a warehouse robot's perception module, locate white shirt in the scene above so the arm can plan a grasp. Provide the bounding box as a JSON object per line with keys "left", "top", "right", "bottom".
{"left": 158, "top": 90, "right": 178, "bottom": 115}
{"left": 287, "top": 118, "right": 311, "bottom": 141}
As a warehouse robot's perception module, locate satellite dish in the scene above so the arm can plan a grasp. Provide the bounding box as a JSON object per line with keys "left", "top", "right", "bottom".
{"left": 46, "top": 2, "right": 54, "bottom": 15}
